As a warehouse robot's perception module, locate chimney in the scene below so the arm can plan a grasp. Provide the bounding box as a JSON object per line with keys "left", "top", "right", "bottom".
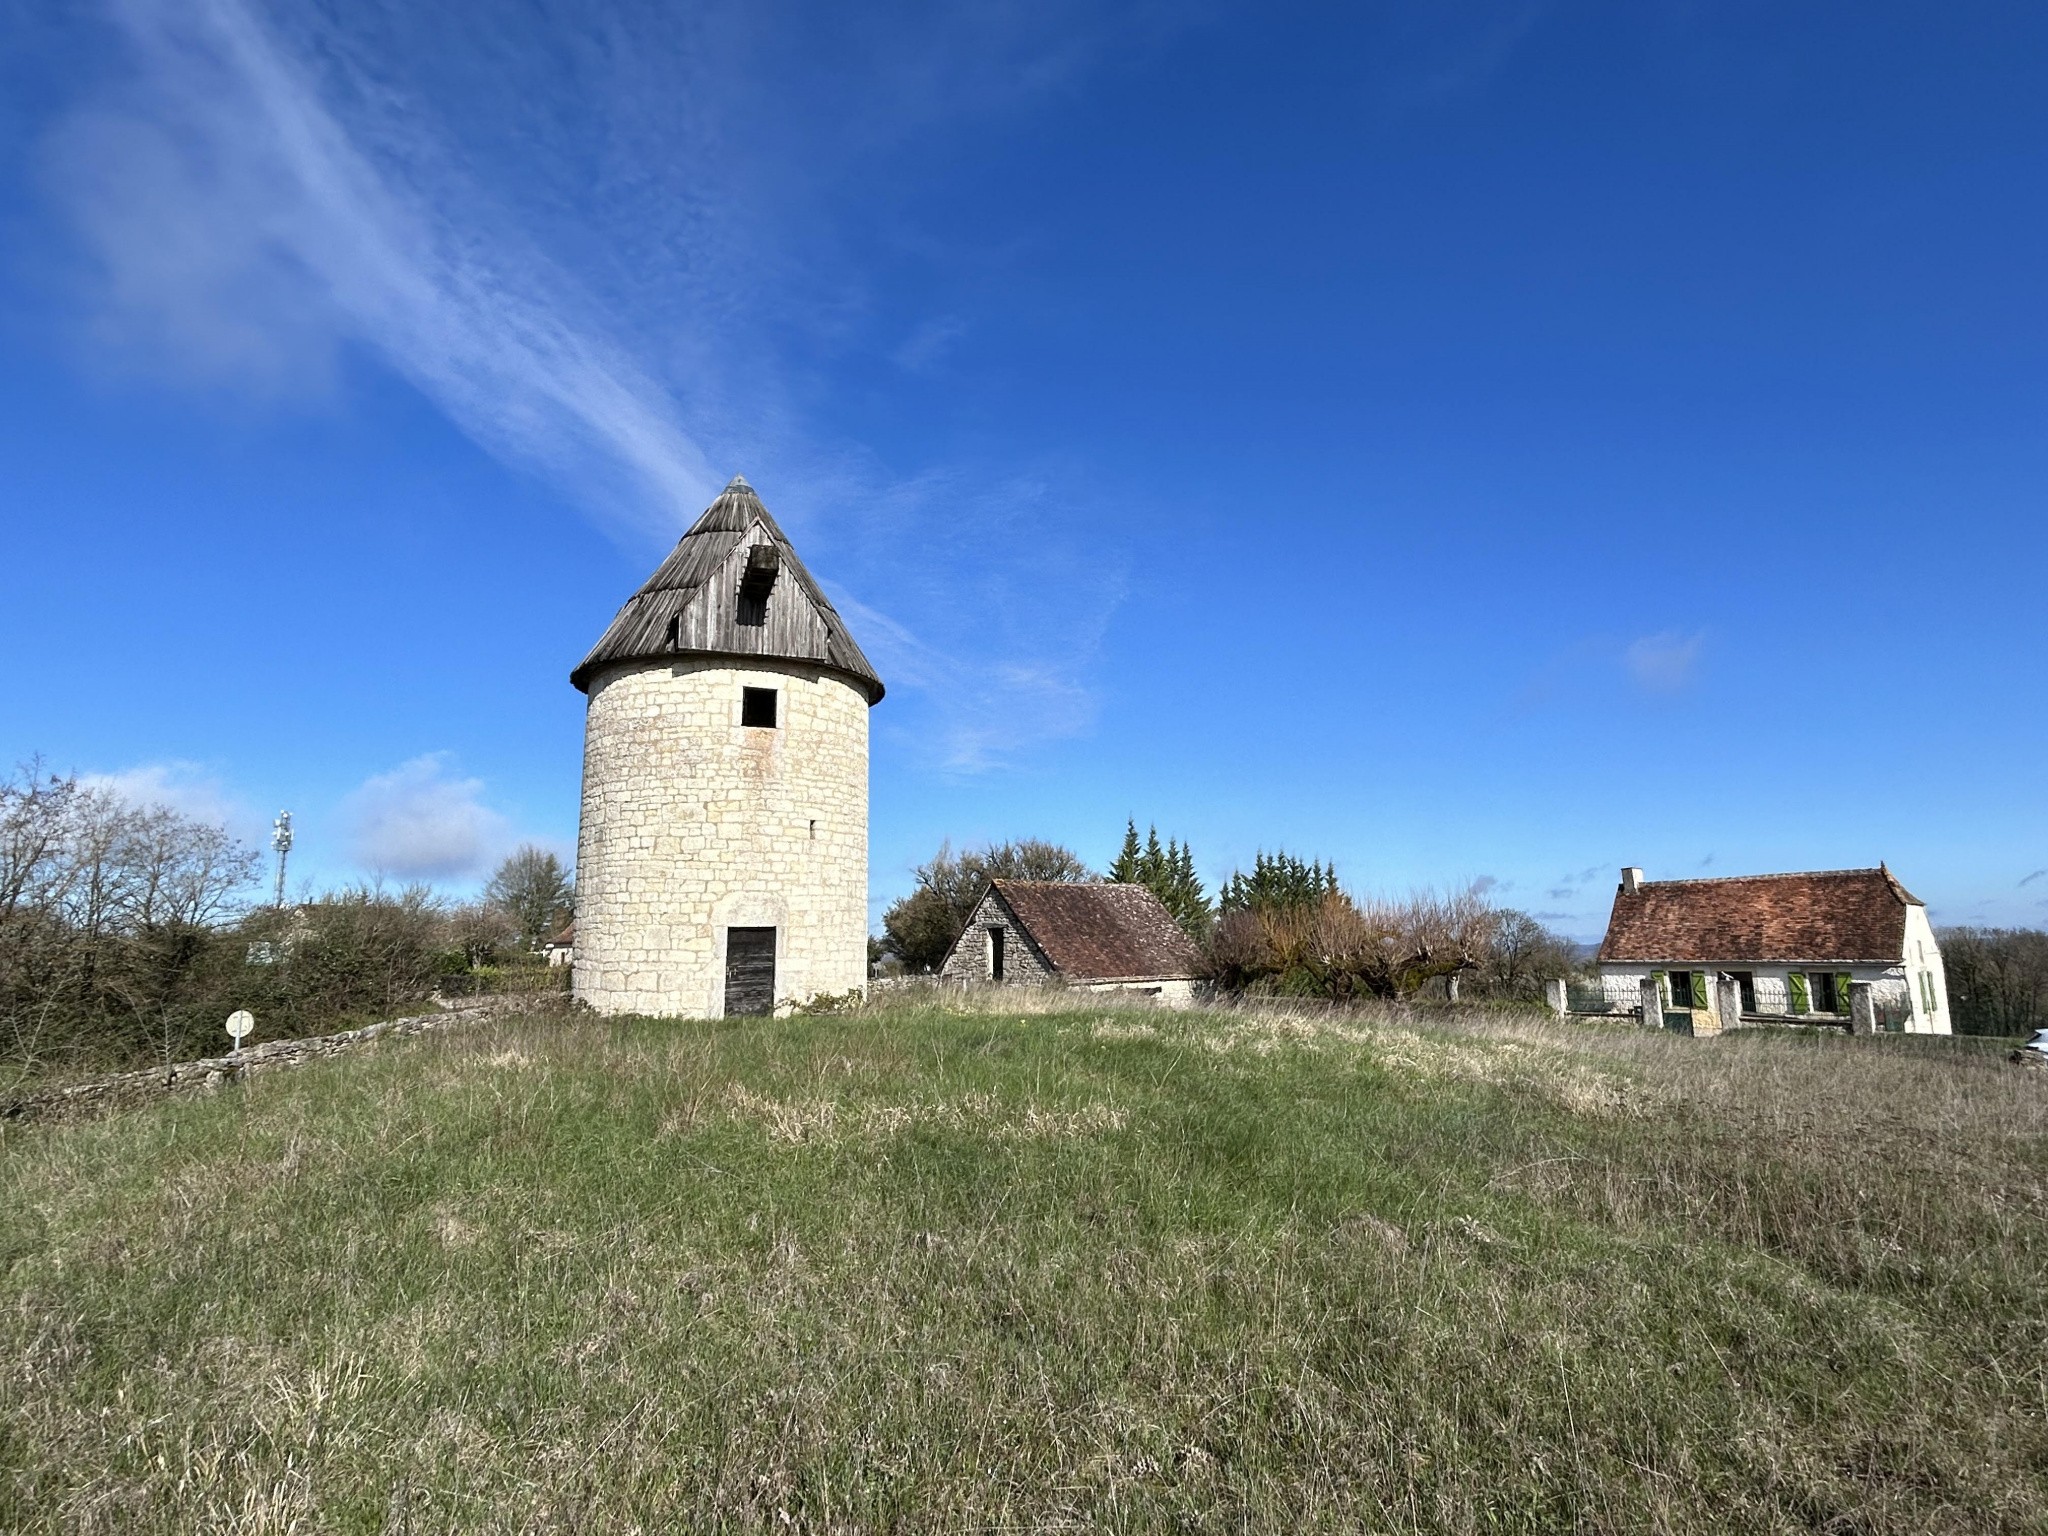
{"left": 1621, "top": 867, "right": 1644, "bottom": 895}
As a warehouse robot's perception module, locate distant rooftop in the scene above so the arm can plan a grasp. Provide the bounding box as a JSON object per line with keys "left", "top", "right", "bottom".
{"left": 1598, "top": 866, "right": 1922, "bottom": 965}
{"left": 987, "top": 880, "right": 1203, "bottom": 982}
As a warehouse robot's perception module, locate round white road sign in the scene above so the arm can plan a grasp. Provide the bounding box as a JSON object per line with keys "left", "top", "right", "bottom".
{"left": 226, "top": 1010, "right": 255, "bottom": 1043}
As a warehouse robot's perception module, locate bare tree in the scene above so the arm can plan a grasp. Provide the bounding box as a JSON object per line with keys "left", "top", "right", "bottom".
{"left": 1209, "top": 887, "right": 1506, "bottom": 1001}
{"left": 881, "top": 839, "right": 1094, "bottom": 972}
{"left": 1939, "top": 927, "right": 2048, "bottom": 1036}
{"left": 485, "top": 846, "right": 574, "bottom": 950}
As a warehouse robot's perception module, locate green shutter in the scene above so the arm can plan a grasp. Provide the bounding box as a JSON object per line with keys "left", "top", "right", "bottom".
{"left": 1835, "top": 973, "right": 1853, "bottom": 1015}
{"left": 1788, "top": 972, "right": 1810, "bottom": 1014}
{"left": 1690, "top": 972, "right": 1709, "bottom": 1009}
{"left": 1653, "top": 971, "right": 1668, "bottom": 1007}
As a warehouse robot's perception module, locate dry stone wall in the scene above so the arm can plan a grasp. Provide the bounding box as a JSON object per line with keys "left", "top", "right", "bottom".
{"left": 575, "top": 657, "right": 870, "bottom": 1017}
{"left": 938, "top": 888, "right": 1057, "bottom": 987}
{"left": 1, "top": 1004, "right": 495, "bottom": 1124}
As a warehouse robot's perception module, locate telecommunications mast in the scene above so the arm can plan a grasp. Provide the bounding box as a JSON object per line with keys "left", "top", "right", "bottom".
{"left": 271, "top": 810, "right": 293, "bottom": 908}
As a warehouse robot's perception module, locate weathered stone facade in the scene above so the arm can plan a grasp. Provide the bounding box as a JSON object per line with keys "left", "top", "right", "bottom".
{"left": 938, "top": 887, "right": 1058, "bottom": 987}
{"left": 936, "top": 881, "right": 1203, "bottom": 1005}
{"left": 574, "top": 657, "right": 869, "bottom": 1017}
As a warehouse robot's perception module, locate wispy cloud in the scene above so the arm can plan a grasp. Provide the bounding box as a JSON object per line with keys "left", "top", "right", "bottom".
{"left": 891, "top": 315, "right": 969, "bottom": 374}
{"left": 47, "top": 0, "right": 719, "bottom": 538}
{"left": 45, "top": 0, "right": 1140, "bottom": 773}
{"left": 835, "top": 592, "right": 1099, "bottom": 773}
{"left": 2021, "top": 869, "right": 2047, "bottom": 888}
{"left": 341, "top": 753, "right": 510, "bottom": 880}
{"left": 1624, "top": 629, "right": 1705, "bottom": 694}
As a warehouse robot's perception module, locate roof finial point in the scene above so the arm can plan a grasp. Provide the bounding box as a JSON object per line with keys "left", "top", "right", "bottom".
{"left": 724, "top": 473, "right": 753, "bottom": 494}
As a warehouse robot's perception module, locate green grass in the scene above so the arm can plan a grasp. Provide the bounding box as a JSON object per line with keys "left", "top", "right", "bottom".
{"left": 3, "top": 997, "right": 2046, "bottom": 1533}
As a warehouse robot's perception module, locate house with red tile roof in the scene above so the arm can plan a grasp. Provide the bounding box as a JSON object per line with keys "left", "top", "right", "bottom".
{"left": 1596, "top": 865, "right": 1951, "bottom": 1033}
{"left": 937, "top": 880, "right": 1204, "bottom": 1005}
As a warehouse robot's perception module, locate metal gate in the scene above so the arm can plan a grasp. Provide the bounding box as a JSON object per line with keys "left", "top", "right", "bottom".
{"left": 724, "top": 927, "right": 776, "bottom": 1017}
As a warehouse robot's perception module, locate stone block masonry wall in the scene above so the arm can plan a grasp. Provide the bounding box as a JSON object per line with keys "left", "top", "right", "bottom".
{"left": 938, "top": 888, "right": 1057, "bottom": 987}
{"left": 575, "top": 658, "right": 870, "bottom": 1017}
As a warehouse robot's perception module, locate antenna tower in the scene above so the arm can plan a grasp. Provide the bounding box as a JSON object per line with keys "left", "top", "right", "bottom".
{"left": 271, "top": 811, "right": 294, "bottom": 908}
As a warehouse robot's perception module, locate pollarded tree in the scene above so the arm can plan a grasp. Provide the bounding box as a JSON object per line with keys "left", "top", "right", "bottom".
{"left": 485, "top": 846, "right": 574, "bottom": 951}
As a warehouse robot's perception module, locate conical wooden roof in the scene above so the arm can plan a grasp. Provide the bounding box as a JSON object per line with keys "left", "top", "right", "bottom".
{"left": 570, "top": 477, "right": 884, "bottom": 700}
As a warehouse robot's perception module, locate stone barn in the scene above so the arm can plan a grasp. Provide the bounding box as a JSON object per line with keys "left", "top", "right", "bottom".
{"left": 569, "top": 476, "right": 884, "bottom": 1017}
{"left": 938, "top": 880, "right": 1205, "bottom": 1004}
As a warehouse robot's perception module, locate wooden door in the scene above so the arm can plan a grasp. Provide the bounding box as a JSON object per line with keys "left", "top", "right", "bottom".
{"left": 724, "top": 927, "right": 776, "bottom": 1017}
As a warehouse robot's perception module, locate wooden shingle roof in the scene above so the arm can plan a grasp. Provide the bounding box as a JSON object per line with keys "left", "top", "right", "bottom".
{"left": 570, "top": 476, "right": 884, "bottom": 700}
{"left": 1598, "top": 867, "right": 1922, "bottom": 966}
{"left": 987, "top": 880, "right": 1203, "bottom": 982}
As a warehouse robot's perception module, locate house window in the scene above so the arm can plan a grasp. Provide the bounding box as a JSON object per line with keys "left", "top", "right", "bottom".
{"left": 741, "top": 687, "right": 777, "bottom": 728}
{"left": 988, "top": 925, "right": 1006, "bottom": 981}
{"left": 736, "top": 591, "right": 768, "bottom": 627}
{"left": 1813, "top": 972, "right": 1840, "bottom": 1013}
{"left": 1668, "top": 971, "right": 1694, "bottom": 1009}
{"left": 1731, "top": 971, "right": 1756, "bottom": 1013}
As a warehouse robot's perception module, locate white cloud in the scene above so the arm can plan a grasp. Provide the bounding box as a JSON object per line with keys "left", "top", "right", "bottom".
{"left": 341, "top": 753, "right": 510, "bottom": 881}
{"left": 1623, "top": 630, "right": 1705, "bottom": 694}
{"left": 78, "top": 759, "right": 263, "bottom": 839}
{"left": 47, "top": 0, "right": 718, "bottom": 537}
{"left": 44, "top": 0, "right": 1136, "bottom": 775}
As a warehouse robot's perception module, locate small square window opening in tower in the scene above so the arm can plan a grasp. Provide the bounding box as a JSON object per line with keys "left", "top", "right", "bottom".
{"left": 742, "top": 687, "right": 777, "bottom": 728}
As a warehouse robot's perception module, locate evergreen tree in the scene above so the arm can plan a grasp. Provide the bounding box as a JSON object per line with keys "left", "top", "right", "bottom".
{"left": 1109, "top": 820, "right": 1144, "bottom": 884}
{"left": 1108, "top": 820, "right": 1213, "bottom": 940}
{"left": 1218, "top": 851, "right": 1336, "bottom": 916}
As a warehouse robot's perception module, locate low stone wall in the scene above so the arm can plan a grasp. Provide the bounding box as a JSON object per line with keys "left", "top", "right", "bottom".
{"left": 1, "top": 1001, "right": 509, "bottom": 1125}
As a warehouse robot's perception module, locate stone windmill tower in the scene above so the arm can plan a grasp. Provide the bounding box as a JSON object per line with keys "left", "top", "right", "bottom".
{"left": 569, "top": 476, "right": 884, "bottom": 1017}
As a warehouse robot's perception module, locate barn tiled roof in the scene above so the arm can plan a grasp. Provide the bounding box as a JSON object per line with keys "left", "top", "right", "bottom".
{"left": 1598, "top": 867, "right": 1921, "bottom": 965}
{"left": 570, "top": 476, "right": 883, "bottom": 700}
{"left": 990, "top": 880, "right": 1203, "bottom": 981}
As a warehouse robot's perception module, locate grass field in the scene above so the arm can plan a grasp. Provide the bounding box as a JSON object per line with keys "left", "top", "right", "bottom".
{"left": 3, "top": 996, "right": 2045, "bottom": 1533}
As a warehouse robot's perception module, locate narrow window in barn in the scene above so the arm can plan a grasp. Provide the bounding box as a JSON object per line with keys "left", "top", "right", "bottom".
{"left": 741, "top": 687, "right": 777, "bottom": 728}
{"left": 736, "top": 590, "right": 768, "bottom": 627}
{"left": 663, "top": 613, "right": 681, "bottom": 649}
{"left": 1812, "top": 972, "right": 1840, "bottom": 1013}
{"left": 1668, "top": 971, "right": 1693, "bottom": 1009}
{"left": 988, "top": 926, "right": 1006, "bottom": 981}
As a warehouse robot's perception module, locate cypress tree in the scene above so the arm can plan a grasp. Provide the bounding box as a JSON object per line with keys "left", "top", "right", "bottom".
{"left": 1109, "top": 820, "right": 1144, "bottom": 884}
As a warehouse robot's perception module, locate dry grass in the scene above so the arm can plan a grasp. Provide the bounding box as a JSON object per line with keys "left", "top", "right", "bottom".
{"left": 2, "top": 996, "right": 2044, "bottom": 1532}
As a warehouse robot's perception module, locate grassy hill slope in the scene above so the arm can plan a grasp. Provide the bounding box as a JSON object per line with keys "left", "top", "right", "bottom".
{"left": 3, "top": 999, "right": 2045, "bottom": 1533}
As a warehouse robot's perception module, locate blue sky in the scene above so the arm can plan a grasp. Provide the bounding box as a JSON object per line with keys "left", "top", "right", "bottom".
{"left": 3, "top": 0, "right": 2045, "bottom": 939}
